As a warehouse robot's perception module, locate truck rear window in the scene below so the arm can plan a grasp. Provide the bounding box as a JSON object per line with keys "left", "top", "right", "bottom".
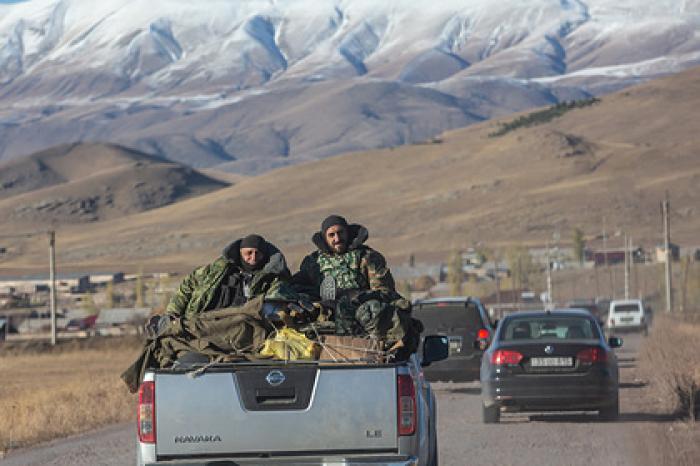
{"left": 612, "top": 304, "right": 641, "bottom": 314}
{"left": 414, "top": 303, "right": 483, "bottom": 329}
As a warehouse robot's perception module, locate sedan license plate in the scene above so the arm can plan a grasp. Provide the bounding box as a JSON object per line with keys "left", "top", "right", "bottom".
{"left": 620, "top": 317, "right": 634, "bottom": 322}
{"left": 530, "top": 357, "right": 573, "bottom": 367}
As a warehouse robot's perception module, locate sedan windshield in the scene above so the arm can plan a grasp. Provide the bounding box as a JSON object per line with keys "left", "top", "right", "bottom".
{"left": 501, "top": 316, "right": 599, "bottom": 341}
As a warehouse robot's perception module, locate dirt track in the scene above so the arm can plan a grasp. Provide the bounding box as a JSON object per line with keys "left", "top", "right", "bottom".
{"left": 0, "top": 333, "right": 679, "bottom": 466}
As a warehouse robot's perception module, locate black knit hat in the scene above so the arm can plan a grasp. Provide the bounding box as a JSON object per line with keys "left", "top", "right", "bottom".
{"left": 240, "top": 234, "right": 266, "bottom": 250}
{"left": 321, "top": 215, "right": 348, "bottom": 233}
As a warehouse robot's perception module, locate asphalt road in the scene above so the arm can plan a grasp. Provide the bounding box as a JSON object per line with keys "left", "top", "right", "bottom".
{"left": 1, "top": 333, "right": 658, "bottom": 466}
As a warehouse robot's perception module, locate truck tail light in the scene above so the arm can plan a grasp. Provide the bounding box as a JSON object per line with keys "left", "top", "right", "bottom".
{"left": 577, "top": 347, "right": 607, "bottom": 364}
{"left": 476, "top": 328, "right": 490, "bottom": 340}
{"left": 138, "top": 381, "right": 156, "bottom": 444}
{"left": 397, "top": 374, "right": 416, "bottom": 436}
{"left": 490, "top": 349, "right": 523, "bottom": 365}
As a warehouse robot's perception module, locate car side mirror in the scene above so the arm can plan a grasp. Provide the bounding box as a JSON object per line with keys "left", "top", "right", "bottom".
{"left": 491, "top": 319, "right": 499, "bottom": 329}
{"left": 422, "top": 335, "right": 449, "bottom": 367}
{"left": 608, "top": 336, "right": 623, "bottom": 348}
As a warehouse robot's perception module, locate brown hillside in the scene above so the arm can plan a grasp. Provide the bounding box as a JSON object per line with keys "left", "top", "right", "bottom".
{"left": 0, "top": 143, "right": 229, "bottom": 226}
{"left": 1, "top": 67, "right": 699, "bottom": 274}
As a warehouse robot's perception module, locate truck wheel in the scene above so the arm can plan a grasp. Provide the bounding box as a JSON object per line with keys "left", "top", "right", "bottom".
{"left": 598, "top": 396, "right": 619, "bottom": 421}
{"left": 482, "top": 402, "right": 500, "bottom": 423}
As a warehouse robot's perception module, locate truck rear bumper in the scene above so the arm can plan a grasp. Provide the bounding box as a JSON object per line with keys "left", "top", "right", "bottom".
{"left": 140, "top": 456, "right": 418, "bottom": 466}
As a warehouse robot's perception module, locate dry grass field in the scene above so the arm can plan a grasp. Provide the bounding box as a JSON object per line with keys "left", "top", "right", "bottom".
{"left": 640, "top": 315, "right": 700, "bottom": 420}
{"left": 637, "top": 314, "right": 700, "bottom": 464}
{"left": 0, "top": 338, "right": 141, "bottom": 454}
{"left": 1, "top": 66, "right": 699, "bottom": 275}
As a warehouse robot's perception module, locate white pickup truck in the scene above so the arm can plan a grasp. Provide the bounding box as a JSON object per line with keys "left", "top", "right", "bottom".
{"left": 136, "top": 336, "right": 448, "bottom": 466}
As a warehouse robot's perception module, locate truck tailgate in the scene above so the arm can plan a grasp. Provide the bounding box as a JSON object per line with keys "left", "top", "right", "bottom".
{"left": 154, "top": 366, "right": 398, "bottom": 457}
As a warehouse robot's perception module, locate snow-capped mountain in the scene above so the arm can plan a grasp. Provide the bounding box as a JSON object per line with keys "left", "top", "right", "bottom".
{"left": 1, "top": 0, "right": 699, "bottom": 173}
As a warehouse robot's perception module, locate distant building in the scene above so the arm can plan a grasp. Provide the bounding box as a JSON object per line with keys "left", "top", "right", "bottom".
{"left": 90, "top": 274, "right": 114, "bottom": 285}
{"left": 17, "top": 316, "right": 70, "bottom": 334}
{"left": 585, "top": 247, "right": 645, "bottom": 266}
{"left": 481, "top": 261, "right": 511, "bottom": 280}
{"left": 65, "top": 315, "right": 98, "bottom": 331}
{"left": 70, "top": 275, "right": 92, "bottom": 294}
{"left": 655, "top": 243, "right": 680, "bottom": 262}
{"left": 461, "top": 249, "right": 485, "bottom": 267}
{"left": 481, "top": 289, "right": 539, "bottom": 306}
{"left": 96, "top": 307, "right": 151, "bottom": 327}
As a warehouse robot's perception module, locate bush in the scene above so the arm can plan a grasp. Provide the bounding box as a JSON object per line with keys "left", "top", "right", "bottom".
{"left": 412, "top": 275, "right": 436, "bottom": 292}
{"left": 639, "top": 315, "right": 700, "bottom": 421}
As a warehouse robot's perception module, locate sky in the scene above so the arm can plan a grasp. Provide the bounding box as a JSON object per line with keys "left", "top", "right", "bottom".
{"left": 0, "top": 0, "right": 31, "bottom": 4}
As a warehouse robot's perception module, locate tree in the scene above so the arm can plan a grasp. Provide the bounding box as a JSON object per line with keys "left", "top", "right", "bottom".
{"left": 105, "top": 281, "right": 114, "bottom": 309}
{"left": 135, "top": 267, "right": 145, "bottom": 308}
{"left": 447, "top": 251, "right": 464, "bottom": 296}
{"left": 413, "top": 275, "right": 436, "bottom": 292}
{"left": 506, "top": 245, "right": 540, "bottom": 290}
{"left": 474, "top": 246, "right": 492, "bottom": 266}
{"left": 81, "top": 293, "right": 98, "bottom": 316}
{"left": 573, "top": 228, "right": 586, "bottom": 265}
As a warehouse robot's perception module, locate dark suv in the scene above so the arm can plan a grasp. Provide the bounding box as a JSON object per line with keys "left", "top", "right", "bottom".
{"left": 414, "top": 297, "right": 493, "bottom": 382}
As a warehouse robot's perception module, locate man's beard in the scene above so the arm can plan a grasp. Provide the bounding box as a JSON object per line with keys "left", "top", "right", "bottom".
{"left": 241, "top": 260, "right": 264, "bottom": 272}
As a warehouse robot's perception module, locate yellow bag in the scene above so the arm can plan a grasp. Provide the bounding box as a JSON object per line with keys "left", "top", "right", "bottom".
{"left": 260, "top": 327, "right": 321, "bottom": 360}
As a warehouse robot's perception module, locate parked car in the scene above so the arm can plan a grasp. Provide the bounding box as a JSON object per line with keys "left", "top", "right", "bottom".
{"left": 606, "top": 299, "right": 648, "bottom": 335}
{"left": 480, "top": 309, "right": 622, "bottom": 423}
{"left": 413, "top": 297, "right": 493, "bottom": 382}
{"left": 565, "top": 300, "right": 603, "bottom": 322}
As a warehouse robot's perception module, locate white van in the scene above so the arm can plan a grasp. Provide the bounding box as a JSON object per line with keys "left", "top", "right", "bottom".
{"left": 607, "top": 299, "right": 648, "bottom": 334}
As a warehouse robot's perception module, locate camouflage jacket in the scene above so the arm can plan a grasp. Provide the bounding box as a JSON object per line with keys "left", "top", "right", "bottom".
{"left": 292, "top": 224, "right": 397, "bottom": 301}
{"left": 166, "top": 240, "right": 297, "bottom": 319}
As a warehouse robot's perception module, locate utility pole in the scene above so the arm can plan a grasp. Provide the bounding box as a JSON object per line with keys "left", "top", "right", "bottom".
{"left": 603, "top": 217, "right": 614, "bottom": 297}
{"left": 625, "top": 233, "right": 631, "bottom": 299}
{"left": 48, "top": 230, "right": 57, "bottom": 346}
{"left": 602, "top": 217, "right": 607, "bottom": 268}
{"left": 546, "top": 241, "right": 553, "bottom": 307}
{"left": 662, "top": 194, "right": 673, "bottom": 313}
{"left": 495, "top": 251, "right": 501, "bottom": 305}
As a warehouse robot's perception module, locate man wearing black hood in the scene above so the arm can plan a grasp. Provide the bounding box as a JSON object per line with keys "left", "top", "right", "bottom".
{"left": 292, "top": 215, "right": 413, "bottom": 341}
{"left": 293, "top": 215, "right": 396, "bottom": 297}
{"left": 165, "top": 234, "right": 295, "bottom": 319}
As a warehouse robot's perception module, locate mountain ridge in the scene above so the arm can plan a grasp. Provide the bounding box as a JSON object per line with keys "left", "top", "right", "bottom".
{"left": 1, "top": 0, "right": 699, "bottom": 173}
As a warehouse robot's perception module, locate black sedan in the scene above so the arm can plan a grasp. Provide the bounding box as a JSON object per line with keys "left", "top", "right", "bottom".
{"left": 480, "top": 309, "right": 622, "bottom": 423}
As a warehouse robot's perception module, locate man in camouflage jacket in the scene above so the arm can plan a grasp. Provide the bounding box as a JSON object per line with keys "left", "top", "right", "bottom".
{"left": 166, "top": 234, "right": 296, "bottom": 319}
{"left": 292, "top": 215, "right": 417, "bottom": 349}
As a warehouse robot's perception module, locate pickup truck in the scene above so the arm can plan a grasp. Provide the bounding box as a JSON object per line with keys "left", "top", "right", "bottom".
{"left": 136, "top": 335, "right": 449, "bottom": 466}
